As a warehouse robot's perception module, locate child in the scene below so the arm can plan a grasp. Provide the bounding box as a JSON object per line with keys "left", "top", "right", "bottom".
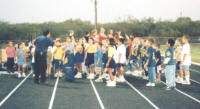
{"left": 85, "top": 38, "right": 97, "bottom": 79}
{"left": 62, "top": 50, "right": 75, "bottom": 81}
{"left": 15, "top": 43, "right": 26, "bottom": 78}
{"left": 6, "top": 41, "right": 15, "bottom": 74}
{"left": 31, "top": 40, "right": 35, "bottom": 77}
{"left": 153, "top": 43, "right": 162, "bottom": 83}
{"left": 145, "top": 39, "right": 157, "bottom": 87}
{"left": 126, "top": 36, "right": 134, "bottom": 75}
{"left": 131, "top": 37, "right": 141, "bottom": 76}
{"left": 101, "top": 39, "right": 109, "bottom": 80}
{"left": 74, "top": 39, "right": 84, "bottom": 79}
{"left": 174, "top": 38, "right": 183, "bottom": 83}
{"left": 54, "top": 39, "right": 64, "bottom": 78}
{"left": 106, "top": 38, "right": 116, "bottom": 87}
{"left": 98, "top": 27, "right": 107, "bottom": 42}
{"left": 115, "top": 38, "right": 126, "bottom": 83}
{"left": 164, "top": 39, "right": 176, "bottom": 90}
{"left": 181, "top": 35, "right": 191, "bottom": 85}
{"left": 140, "top": 39, "right": 148, "bottom": 79}
{"left": 94, "top": 42, "right": 103, "bottom": 82}
{"left": 46, "top": 46, "right": 53, "bottom": 77}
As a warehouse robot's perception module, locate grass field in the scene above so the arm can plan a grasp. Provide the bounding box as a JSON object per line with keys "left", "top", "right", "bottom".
{"left": 160, "top": 43, "right": 200, "bottom": 63}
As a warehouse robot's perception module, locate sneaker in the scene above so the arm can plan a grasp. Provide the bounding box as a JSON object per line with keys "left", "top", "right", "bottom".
{"left": 151, "top": 83, "right": 155, "bottom": 87}
{"left": 142, "top": 75, "right": 149, "bottom": 80}
{"left": 102, "top": 74, "right": 110, "bottom": 81}
{"left": 146, "top": 82, "right": 155, "bottom": 87}
{"left": 95, "top": 77, "right": 103, "bottom": 82}
{"left": 146, "top": 82, "right": 152, "bottom": 86}
{"left": 87, "top": 73, "right": 95, "bottom": 79}
{"left": 165, "top": 86, "right": 172, "bottom": 91}
{"left": 22, "top": 73, "right": 26, "bottom": 78}
{"left": 54, "top": 72, "right": 59, "bottom": 78}
{"left": 137, "top": 71, "right": 143, "bottom": 77}
{"left": 132, "top": 71, "right": 139, "bottom": 77}
{"left": 116, "top": 76, "right": 126, "bottom": 83}
{"left": 182, "top": 80, "right": 191, "bottom": 85}
{"left": 59, "top": 72, "right": 63, "bottom": 77}
{"left": 176, "top": 78, "right": 183, "bottom": 84}
{"left": 106, "top": 80, "right": 116, "bottom": 87}
{"left": 32, "top": 74, "right": 35, "bottom": 78}
{"left": 125, "top": 70, "right": 131, "bottom": 75}
{"left": 18, "top": 73, "right": 22, "bottom": 78}
{"left": 75, "top": 72, "right": 82, "bottom": 79}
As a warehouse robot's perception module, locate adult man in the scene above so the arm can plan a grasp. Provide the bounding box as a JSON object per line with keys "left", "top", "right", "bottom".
{"left": 34, "top": 30, "right": 54, "bottom": 84}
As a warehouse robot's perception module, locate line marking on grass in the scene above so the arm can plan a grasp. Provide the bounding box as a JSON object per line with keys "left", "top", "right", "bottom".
{"left": 190, "top": 79, "right": 200, "bottom": 85}
{"left": 0, "top": 72, "right": 32, "bottom": 107}
{"left": 90, "top": 80, "right": 105, "bottom": 109}
{"left": 161, "top": 81, "right": 200, "bottom": 104}
{"left": 126, "top": 80, "right": 159, "bottom": 109}
{"left": 48, "top": 77, "right": 59, "bottom": 109}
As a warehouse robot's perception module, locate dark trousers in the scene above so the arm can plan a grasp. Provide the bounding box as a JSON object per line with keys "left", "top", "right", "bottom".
{"left": 7, "top": 57, "right": 15, "bottom": 73}
{"left": 34, "top": 52, "right": 47, "bottom": 83}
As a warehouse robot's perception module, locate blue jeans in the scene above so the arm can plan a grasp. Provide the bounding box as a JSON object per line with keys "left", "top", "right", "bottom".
{"left": 148, "top": 67, "right": 156, "bottom": 83}
{"left": 128, "top": 63, "right": 134, "bottom": 72}
{"left": 63, "top": 68, "right": 75, "bottom": 81}
{"left": 165, "top": 65, "right": 176, "bottom": 87}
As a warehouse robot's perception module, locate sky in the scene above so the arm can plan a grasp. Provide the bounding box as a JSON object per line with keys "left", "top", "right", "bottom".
{"left": 0, "top": 0, "right": 199, "bottom": 24}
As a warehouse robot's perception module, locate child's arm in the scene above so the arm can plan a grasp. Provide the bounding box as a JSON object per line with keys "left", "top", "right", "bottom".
{"left": 106, "top": 57, "right": 111, "bottom": 67}
{"left": 118, "top": 53, "right": 122, "bottom": 63}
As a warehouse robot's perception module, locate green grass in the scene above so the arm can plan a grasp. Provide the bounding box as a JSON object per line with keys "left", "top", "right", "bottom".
{"left": 160, "top": 43, "right": 200, "bottom": 63}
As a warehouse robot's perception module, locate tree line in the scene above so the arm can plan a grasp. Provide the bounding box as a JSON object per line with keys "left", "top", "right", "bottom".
{"left": 0, "top": 17, "right": 200, "bottom": 41}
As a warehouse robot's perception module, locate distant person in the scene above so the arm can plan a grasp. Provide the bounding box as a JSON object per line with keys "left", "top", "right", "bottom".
{"left": 53, "top": 39, "right": 64, "bottom": 78}
{"left": 6, "top": 41, "right": 15, "bottom": 74}
{"left": 145, "top": 39, "right": 157, "bottom": 87}
{"left": 181, "top": 36, "right": 191, "bottom": 85}
{"left": 15, "top": 43, "right": 26, "bottom": 78}
{"left": 107, "top": 29, "right": 114, "bottom": 38}
{"left": 34, "top": 30, "right": 54, "bottom": 84}
{"left": 84, "top": 31, "right": 90, "bottom": 43}
{"left": 90, "top": 29, "right": 98, "bottom": 41}
{"left": 98, "top": 27, "right": 107, "bottom": 42}
{"left": 164, "top": 39, "right": 176, "bottom": 90}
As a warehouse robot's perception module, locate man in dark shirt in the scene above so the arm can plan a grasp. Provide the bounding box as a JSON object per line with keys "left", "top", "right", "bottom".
{"left": 34, "top": 30, "right": 54, "bottom": 84}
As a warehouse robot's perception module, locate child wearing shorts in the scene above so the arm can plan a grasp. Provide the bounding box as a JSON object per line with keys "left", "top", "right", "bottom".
{"left": 16, "top": 43, "right": 26, "bottom": 78}
{"left": 85, "top": 38, "right": 97, "bottom": 79}
{"left": 181, "top": 36, "right": 191, "bottom": 85}
{"left": 54, "top": 39, "right": 64, "bottom": 78}
{"left": 94, "top": 42, "right": 103, "bottom": 82}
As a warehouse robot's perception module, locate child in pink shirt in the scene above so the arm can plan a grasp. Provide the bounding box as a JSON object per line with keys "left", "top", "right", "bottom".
{"left": 6, "top": 41, "right": 15, "bottom": 74}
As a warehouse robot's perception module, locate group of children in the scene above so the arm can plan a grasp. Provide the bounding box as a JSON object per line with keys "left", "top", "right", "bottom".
{"left": 5, "top": 28, "right": 192, "bottom": 89}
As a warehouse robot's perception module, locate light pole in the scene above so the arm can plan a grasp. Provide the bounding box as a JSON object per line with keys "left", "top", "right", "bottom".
{"left": 94, "top": 0, "right": 98, "bottom": 29}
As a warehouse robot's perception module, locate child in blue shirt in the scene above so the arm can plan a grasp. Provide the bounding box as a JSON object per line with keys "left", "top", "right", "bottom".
{"left": 16, "top": 43, "right": 26, "bottom": 78}
{"left": 153, "top": 43, "right": 162, "bottom": 83}
{"left": 145, "top": 39, "right": 157, "bottom": 87}
{"left": 164, "top": 39, "right": 176, "bottom": 90}
{"left": 62, "top": 50, "right": 75, "bottom": 82}
{"left": 94, "top": 42, "right": 103, "bottom": 82}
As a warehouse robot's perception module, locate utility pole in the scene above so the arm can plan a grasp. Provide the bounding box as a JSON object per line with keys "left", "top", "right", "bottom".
{"left": 94, "top": 0, "right": 97, "bottom": 29}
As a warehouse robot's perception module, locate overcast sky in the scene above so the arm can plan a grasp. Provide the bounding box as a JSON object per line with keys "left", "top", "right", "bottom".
{"left": 0, "top": 0, "right": 199, "bottom": 23}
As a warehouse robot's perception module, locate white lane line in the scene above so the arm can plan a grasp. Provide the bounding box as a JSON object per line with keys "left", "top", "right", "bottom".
{"left": 90, "top": 80, "right": 105, "bottom": 109}
{"left": 190, "top": 69, "right": 199, "bottom": 73}
{"left": 0, "top": 72, "right": 32, "bottom": 107}
{"left": 48, "top": 77, "right": 59, "bottom": 109}
{"left": 190, "top": 79, "right": 200, "bottom": 85}
{"left": 161, "top": 81, "right": 200, "bottom": 104}
{"left": 126, "top": 81, "right": 159, "bottom": 109}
